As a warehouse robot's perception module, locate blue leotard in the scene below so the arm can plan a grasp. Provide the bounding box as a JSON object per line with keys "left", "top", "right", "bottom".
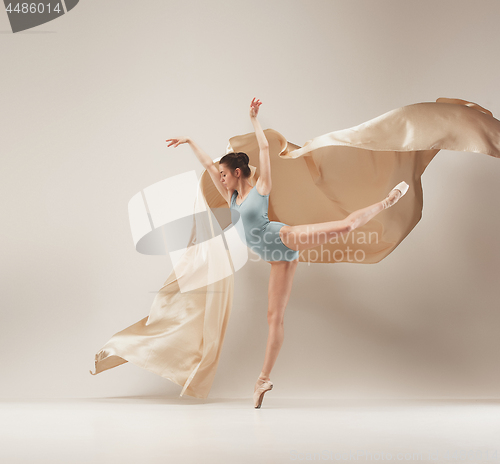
{"left": 230, "top": 187, "right": 299, "bottom": 262}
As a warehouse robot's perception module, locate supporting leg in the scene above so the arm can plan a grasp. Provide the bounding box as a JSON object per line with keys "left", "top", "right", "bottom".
{"left": 257, "top": 260, "right": 298, "bottom": 385}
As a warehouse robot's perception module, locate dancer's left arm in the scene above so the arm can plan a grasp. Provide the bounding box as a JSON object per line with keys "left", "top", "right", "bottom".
{"left": 249, "top": 98, "right": 271, "bottom": 194}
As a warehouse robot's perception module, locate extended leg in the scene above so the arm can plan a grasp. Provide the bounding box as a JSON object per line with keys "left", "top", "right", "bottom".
{"left": 346, "top": 188, "right": 402, "bottom": 230}
{"left": 279, "top": 185, "right": 405, "bottom": 252}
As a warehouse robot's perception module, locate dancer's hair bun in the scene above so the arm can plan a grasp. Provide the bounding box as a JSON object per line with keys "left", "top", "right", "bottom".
{"left": 237, "top": 152, "right": 249, "bottom": 164}
{"left": 219, "top": 151, "right": 251, "bottom": 178}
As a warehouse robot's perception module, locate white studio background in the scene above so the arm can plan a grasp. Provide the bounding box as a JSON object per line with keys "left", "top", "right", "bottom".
{"left": 1, "top": 0, "right": 500, "bottom": 399}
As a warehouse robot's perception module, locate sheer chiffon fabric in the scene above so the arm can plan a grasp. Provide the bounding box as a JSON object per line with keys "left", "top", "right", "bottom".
{"left": 91, "top": 97, "right": 500, "bottom": 398}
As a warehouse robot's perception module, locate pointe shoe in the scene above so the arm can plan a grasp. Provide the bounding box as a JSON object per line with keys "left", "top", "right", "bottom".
{"left": 382, "top": 181, "right": 409, "bottom": 209}
{"left": 393, "top": 181, "right": 409, "bottom": 197}
{"left": 253, "top": 377, "right": 273, "bottom": 409}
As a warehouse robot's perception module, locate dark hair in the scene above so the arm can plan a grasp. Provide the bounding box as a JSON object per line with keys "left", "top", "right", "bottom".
{"left": 219, "top": 152, "right": 251, "bottom": 178}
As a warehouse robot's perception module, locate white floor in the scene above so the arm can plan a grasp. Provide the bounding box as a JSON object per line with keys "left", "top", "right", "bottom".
{"left": 0, "top": 398, "right": 499, "bottom": 464}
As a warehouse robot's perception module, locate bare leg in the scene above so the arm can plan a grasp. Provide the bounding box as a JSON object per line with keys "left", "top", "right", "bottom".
{"left": 280, "top": 188, "right": 403, "bottom": 252}
{"left": 256, "top": 260, "right": 298, "bottom": 387}
{"left": 347, "top": 188, "right": 402, "bottom": 229}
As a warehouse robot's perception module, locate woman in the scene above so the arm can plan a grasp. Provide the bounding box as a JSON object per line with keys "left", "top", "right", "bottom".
{"left": 166, "top": 98, "right": 409, "bottom": 408}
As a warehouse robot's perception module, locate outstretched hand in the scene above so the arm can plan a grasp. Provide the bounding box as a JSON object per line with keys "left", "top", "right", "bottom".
{"left": 166, "top": 136, "right": 189, "bottom": 148}
{"left": 249, "top": 98, "right": 262, "bottom": 118}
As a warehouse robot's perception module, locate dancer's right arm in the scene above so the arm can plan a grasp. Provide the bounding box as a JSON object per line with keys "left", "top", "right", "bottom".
{"left": 166, "top": 136, "right": 230, "bottom": 203}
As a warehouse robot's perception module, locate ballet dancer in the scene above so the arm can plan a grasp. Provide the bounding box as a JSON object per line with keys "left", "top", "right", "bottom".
{"left": 166, "top": 98, "right": 409, "bottom": 408}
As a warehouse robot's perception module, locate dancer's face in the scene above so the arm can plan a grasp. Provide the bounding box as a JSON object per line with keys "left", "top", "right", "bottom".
{"left": 219, "top": 164, "right": 239, "bottom": 189}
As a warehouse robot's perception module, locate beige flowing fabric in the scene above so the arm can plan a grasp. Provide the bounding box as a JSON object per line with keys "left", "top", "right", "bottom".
{"left": 90, "top": 97, "right": 500, "bottom": 398}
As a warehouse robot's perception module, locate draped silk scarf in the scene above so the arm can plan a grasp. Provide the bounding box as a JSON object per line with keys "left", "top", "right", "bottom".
{"left": 90, "top": 97, "right": 500, "bottom": 398}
